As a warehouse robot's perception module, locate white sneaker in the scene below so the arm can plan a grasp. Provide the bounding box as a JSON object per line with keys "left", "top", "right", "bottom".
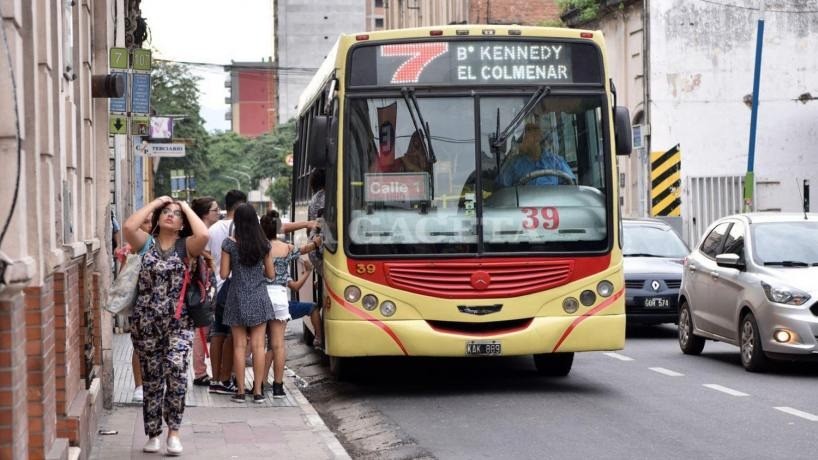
{"left": 132, "top": 386, "right": 143, "bottom": 402}
{"left": 166, "top": 435, "right": 183, "bottom": 456}
{"left": 142, "top": 436, "right": 160, "bottom": 453}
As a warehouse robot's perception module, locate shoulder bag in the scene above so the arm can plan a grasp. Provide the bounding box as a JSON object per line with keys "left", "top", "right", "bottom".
{"left": 105, "top": 236, "right": 153, "bottom": 315}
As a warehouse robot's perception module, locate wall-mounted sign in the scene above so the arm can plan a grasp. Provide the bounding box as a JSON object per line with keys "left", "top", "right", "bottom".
{"left": 131, "top": 73, "right": 151, "bottom": 114}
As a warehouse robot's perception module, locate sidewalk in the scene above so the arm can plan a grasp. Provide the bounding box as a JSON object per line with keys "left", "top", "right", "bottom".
{"left": 90, "top": 333, "right": 350, "bottom": 459}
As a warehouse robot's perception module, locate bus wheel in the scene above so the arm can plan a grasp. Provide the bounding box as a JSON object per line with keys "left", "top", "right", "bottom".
{"left": 533, "top": 352, "right": 574, "bottom": 377}
{"left": 302, "top": 320, "right": 315, "bottom": 346}
{"left": 329, "top": 356, "right": 352, "bottom": 381}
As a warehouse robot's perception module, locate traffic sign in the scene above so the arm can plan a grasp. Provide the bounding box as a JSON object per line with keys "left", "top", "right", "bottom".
{"left": 109, "top": 115, "right": 128, "bottom": 135}
{"left": 146, "top": 143, "right": 186, "bottom": 157}
{"left": 109, "top": 71, "right": 128, "bottom": 112}
{"left": 132, "top": 49, "right": 152, "bottom": 71}
{"left": 131, "top": 73, "right": 151, "bottom": 114}
{"left": 131, "top": 116, "right": 150, "bottom": 136}
{"left": 110, "top": 47, "right": 128, "bottom": 70}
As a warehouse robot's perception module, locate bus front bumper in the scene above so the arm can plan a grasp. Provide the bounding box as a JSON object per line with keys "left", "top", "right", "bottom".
{"left": 324, "top": 314, "right": 625, "bottom": 357}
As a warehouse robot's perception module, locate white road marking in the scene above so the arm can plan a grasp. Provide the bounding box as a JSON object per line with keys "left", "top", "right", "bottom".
{"left": 603, "top": 352, "right": 634, "bottom": 361}
{"left": 649, "top": 367, "right": 684, "bottom": 377}
{"left": 774, "top": 407, "right": 818, "bottom": 422}
{"left": 702, "top": 384, "right": 749, "bottom": 397}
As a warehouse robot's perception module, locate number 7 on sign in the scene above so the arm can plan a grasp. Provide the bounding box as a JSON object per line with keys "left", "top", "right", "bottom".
{"left": 381, "top": 43, "right": 448, "bottom": 84}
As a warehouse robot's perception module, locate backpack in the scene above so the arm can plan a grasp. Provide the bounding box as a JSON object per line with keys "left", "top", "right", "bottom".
{"left": 174, "top": 251, "right": 216, "bottom": 328}
{"left": 186, "top": 256, "right": 216, "bottom": 327}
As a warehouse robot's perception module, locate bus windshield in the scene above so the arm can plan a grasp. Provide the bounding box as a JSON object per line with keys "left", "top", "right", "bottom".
{"left": 345, "top": 93, "right": 609, "bottom": 256}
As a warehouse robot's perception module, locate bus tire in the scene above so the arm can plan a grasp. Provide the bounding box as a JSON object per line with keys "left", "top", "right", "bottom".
{"left": 302, "top": 320, "right": 315, "bottom": 346}
{"left": 533, "top": 352, "right": 574, "bottom": 377}
{"left": 329, "top": 356, "right": 352, "bottom": 381}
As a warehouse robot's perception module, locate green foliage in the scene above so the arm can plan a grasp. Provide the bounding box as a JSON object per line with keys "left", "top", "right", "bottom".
{"left": 266, "top": 176, "right": 291, "bottom": 213}
{"left": 247, "top": 121, "right": 295, "bottom": 189}
{"left": 556, "top": 0, "right": 602, "bottom": 23}
{"left": 538, "top": 18, "right": 566, "bottom": 28}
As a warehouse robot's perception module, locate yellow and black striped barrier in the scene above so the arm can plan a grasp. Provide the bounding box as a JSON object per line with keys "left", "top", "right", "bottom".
{"left": 650, "top": 145, "right": 681, "bottom": 216}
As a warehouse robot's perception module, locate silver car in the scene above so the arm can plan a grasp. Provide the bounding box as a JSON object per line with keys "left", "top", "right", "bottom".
{"left": 678, "top": 213, "right": 818, "bottom": 371}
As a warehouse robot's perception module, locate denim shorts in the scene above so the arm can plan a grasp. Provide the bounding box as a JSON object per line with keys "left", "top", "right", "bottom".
{"left": 288, "top": 301, "right": 316, "bottom": 321}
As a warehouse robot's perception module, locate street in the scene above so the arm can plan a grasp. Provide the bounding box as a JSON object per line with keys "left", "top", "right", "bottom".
{"left": 286, "top": 321, "right": 818, "bottom": 460}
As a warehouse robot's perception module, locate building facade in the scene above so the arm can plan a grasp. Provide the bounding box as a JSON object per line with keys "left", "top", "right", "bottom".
{"left": 274, "top": 0, "right": 366, "bottom": 124}
{"left": 226, "top": 60, "right": 278, "bottom": 137}
{"left": 382, "top": 0, "right": 560, "bottom": 29}
{"left": 586, "top": 0, "right": 818, "bottom": 244}
{"left": 0, "top": 0, "right": 126, "bottom": 458}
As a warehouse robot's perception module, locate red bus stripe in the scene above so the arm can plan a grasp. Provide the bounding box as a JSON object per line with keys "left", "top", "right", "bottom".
{"left": 551, "top": 289, "right": 624, "bottom": 353}
{"left": 326, "top": 288, "right": 410, "bottom": 356}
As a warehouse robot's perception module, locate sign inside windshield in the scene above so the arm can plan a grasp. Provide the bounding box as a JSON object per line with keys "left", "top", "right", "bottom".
{"left": 365, "top": 172, "right": 430, "bottom": 202}
{"left": 349, "top": 40, "right": 602, "bottom": 87}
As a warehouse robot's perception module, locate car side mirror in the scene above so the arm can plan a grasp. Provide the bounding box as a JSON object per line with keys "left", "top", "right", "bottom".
{"left": 716, "top": 253, "right": 743, "bottom": 269}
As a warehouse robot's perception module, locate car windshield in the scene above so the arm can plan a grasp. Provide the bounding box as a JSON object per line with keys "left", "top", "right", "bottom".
{"left": 751, "top": 221, "right": 818, "bottom": 265}
{"left": 623, "top": 224, "right": 688, "bottom": 258}
{"left": 344, "top": 93, "right": 610, "bottom": 256}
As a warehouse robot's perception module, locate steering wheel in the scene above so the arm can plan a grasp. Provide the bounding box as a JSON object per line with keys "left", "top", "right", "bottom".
{"left": 519, "top": 168, "right": 577, "bottom": 185}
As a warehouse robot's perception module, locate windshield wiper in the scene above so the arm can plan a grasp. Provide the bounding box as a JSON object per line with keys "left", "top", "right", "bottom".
{"left": 763, "top": 260, "right": 809, "bottom": 267}
{"left": 400, "top": 87, "right": 436, "bottom": 165}
{"left": 489, "top": 86, "right": 551, "bottom": 156}
{"left": 623, "top": 253, "right": 663, "bottom": 257}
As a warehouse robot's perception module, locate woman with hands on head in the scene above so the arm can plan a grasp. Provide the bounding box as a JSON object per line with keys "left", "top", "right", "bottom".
{"left": 123, "top": 196, "right": 209, "bottom": 456}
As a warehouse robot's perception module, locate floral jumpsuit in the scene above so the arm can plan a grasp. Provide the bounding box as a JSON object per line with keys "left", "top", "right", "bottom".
{"left": 130, "top": 238, "right": 193, "bottom": 438}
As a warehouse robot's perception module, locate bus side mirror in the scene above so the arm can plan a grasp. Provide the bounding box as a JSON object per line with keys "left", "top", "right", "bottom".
{"left": 614, "top": 106, "right": 632, "bottom": 156}
{"left": 308, "top": 115, "right": 330, "bottom": 168}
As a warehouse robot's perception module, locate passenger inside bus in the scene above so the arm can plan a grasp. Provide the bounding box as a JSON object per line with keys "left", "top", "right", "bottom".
{"left": 496, "top": 122, "right": 575, "bottom": 188}
{"left": 370, "top": 130, "right": 431, "bottom": 174}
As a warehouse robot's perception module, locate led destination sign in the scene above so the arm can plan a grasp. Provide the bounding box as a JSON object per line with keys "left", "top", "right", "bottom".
{"left": 349, "top": 40, "right": 602, "bottom": 87}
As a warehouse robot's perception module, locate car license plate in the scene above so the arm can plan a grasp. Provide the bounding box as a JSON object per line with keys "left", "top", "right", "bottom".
{"left": 465, "top": 340, "right": 502, "bottom": 356}
{"left": 642, "top": 296, "right": 671, "bottom": 308}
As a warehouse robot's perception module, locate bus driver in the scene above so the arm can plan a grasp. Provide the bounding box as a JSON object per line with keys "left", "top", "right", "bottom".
{"left": 496, "top": 122, "right": 575, "bottom": 187}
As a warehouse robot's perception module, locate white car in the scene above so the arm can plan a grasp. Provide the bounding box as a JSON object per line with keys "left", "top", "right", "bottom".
{"left": 678, "top": 213, "right": 818, "bottom": 371}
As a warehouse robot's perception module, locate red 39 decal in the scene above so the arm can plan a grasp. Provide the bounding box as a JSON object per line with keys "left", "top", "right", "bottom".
{"left": 381, "top": 43, "right": 449, "bottom": 84}
{"left": 521, "top": 207, "right": 560, "bottom": 230}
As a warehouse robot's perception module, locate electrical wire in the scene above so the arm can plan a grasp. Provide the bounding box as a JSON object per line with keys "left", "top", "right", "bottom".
{"left": 0, "top": 20, "right": 21, "bottom": 249}
{"left": 153, "top": 57, "right": 318, "bottom": 74}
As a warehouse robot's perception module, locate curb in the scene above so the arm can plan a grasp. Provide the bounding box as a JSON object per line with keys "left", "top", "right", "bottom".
{"left": 286, "top": 369, "right": 351, "bottom": 460}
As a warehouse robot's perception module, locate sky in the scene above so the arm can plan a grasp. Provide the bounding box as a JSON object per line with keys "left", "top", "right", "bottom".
{"left": 140, "top": 0, "right": 274, "bottom": 132}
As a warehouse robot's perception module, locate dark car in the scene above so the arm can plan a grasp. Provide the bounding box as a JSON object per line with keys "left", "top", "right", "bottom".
{"left": 623, "top": 219, "right": 689, "bottom": 325}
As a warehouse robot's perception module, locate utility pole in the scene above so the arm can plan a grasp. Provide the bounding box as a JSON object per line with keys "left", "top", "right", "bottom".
{"left": 744, "top": 0, "right": 765, "bottom": 212}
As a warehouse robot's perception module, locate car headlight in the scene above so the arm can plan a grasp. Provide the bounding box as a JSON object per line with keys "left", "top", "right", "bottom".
{"left": 761, "top": 281, "right": 810, "bottom": 305}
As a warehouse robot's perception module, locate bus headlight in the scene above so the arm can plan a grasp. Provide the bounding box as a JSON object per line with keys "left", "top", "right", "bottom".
{"left": 344, "top": 286, "right": 361, "bottom": 303}
{"left": 563, "top": 297, "right": 579, "bottom": 314}
{"left": 380, "top": 300, "right": 397, "bottom": 317}
{"left": 580, "top": 290, "right": 596, "bottom": 306}
{"left": 362, "top": 294, "right": 378, "bottom": 311}
{"left": 597, "top": 280, "right": 614, "bottom": 297}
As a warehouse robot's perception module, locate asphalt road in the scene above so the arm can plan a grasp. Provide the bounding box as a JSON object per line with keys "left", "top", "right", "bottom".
{"left": 285, "top": 321, "right": 818, "bottom": 460}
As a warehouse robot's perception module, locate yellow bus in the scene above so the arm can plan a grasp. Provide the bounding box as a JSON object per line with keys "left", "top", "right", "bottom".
{"left": 291, "top": 25, "right": 632, "bottom": 378}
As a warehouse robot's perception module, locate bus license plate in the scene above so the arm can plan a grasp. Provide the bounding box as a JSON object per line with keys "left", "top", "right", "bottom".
{"left": 642, "top": 296, "right": 671, "bottom": 308}
{"left": 466, "top": 340, "right": 502, "bottom": 356}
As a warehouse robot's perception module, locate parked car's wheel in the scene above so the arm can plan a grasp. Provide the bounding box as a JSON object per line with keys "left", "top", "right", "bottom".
{"left": 533, "top": 352, "right": 574, "bottom": 377}
{"left": 678, "top": 301, "right": 705, "bottom": 355}
{"left": 740, "top": 312, "right": 770, "bottom": 372}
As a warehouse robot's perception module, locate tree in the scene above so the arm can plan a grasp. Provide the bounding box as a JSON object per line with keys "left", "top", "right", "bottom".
{"left": 246, "top": 121, "right": 296, "bottom": 209}
{"left": 150, "top": 60, "right": 209, "bottom": 198}
{"left": 198, "top": 131, "right": 252, "bottom": 200}
{"left": 266, "top": 176, "right": 291, "bottom": 213}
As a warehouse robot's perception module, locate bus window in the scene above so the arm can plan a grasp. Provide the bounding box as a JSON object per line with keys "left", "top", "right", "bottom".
{"left": 346, "top": 96, "right": 477, "bottom": 255}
